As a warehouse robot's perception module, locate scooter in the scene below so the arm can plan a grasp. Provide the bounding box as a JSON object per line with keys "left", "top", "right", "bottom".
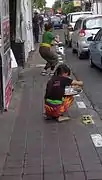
{"left": 55, "top": 41, "right": 65, "bottom": 64}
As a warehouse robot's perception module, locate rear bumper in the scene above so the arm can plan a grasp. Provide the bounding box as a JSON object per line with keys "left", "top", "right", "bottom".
{"left": 78, "top": 40, "right": 90, "bottom": 53}
{"left": 54, "top": 24, "right": 63, "bottom": 28}
{"left": 68, "top": 32, "right": 73, "bottom": 41}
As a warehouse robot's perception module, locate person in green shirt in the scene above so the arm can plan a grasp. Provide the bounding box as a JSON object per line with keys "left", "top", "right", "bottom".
{"left": 39, "top": 23, "right": 59, "bottom": 76}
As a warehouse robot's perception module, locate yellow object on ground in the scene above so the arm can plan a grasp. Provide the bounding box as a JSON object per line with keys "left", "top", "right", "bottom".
{"left": 81, "top": 115, "right": 94, "bottom": 125}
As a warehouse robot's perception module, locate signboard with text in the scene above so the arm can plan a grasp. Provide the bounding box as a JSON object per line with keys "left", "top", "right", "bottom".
{"left": 1, "top": 0, "right": 12, "bottom": 110}
{"left": 73, "top": 0, "right": 81, "bottom": 7}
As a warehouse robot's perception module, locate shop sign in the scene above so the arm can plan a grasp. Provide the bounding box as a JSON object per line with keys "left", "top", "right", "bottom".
{"left": 1, "top": 0, "right": 12, "bottom": 110}
{"left": 73, "top": 0, "right": 81, "bottom": 7}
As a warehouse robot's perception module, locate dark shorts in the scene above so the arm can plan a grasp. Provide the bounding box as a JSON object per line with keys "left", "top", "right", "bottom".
{"left": 39, "top": 46, "right": 58, "bottom": 64}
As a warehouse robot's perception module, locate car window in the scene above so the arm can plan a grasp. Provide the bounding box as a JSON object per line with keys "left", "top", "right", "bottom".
{"left": 74, "top": 20, "right": 82, "bottom": 30}
{"left": 94, "top": 29, "right": 102, "bottom": 41}
{"left": 83, "top": 17, "right": 102, "bottom": 30}
{"left": 71, "top": 13, "right": 92, "bottom": 23}
{"left": 67, "top": 15, "right": 70, "bottom": 24}
{"left": 51, "top": 17, "right": 60, "bottom": 22}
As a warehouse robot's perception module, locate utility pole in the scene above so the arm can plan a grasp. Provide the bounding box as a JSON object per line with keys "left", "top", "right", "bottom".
{"left": 61, "top": 0, "right": 63, "bottom": 9}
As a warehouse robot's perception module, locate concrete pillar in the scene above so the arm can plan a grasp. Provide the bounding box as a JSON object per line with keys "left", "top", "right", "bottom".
{"left": 16, "top": 0, "right": 22, "bottom": 41}
{"left": 93, "top": 0, "right": 102, "bottom": 14}
{"left": 21, "top": 0, "right": 34, "bottom": 62}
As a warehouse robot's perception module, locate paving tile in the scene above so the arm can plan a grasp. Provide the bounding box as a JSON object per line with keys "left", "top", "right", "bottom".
{"left": 0, "top": 156, "right": 6, "bottom": 169}
{"left": 24, "top": 166, "right": 43, "bottom": 175}
{"left": 43, "top": 157, "right": 61, "bottom": 166}
{"left": 64, "top": 163, "right": 83, "bottom": 172}
{"left": 23, "top": 174, "right": 43, "bottom": 180}
{"left": 2, "top": 168, "right": 22, "bottom": 176}
{"left": 44, "top": 164, "right": 62, "bottom": 173}
{"left": 0, "top": 176, "right": 21, "bottom": 180}
{"left": 65, "top": 172, "right": 85, "bottom": 180}
{"left": 25, "top": 158, "right": 42, "bottom": 167}
{"left": 44, "top": 173, "right": 64, "bottom": 180}
{"left": 4, "top": 160, "right": 23, "bottom": 168}
{"left": 86, "top": 171, "right": 102, "bottom": 180}
{"left": 83, "top": 162, "right": 102, "bottom": 171}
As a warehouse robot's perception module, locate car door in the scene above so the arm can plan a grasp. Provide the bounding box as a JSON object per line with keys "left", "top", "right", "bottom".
{"left": 72, "top": 19, "right": 82, "bottom": 50}
{"left": 91, "top": 30, "right": 102, "bottom": 67}
{"left": 66, "top": 15, "right": 70, "bottom": 36}
{"left": 98, "top": 34, "right": 102, "bottom": 67}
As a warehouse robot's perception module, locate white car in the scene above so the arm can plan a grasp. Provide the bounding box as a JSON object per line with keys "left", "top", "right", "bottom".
{"left": 44, "top": 17, "right": 48, "bottom": 24}
{"left": 72, "top": 15, "right": 102, "bottom": 59}
{"left": 64, "top": 11, "right": 93, "bottom": 47}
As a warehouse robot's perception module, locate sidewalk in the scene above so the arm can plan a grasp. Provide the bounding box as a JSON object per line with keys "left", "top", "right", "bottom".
{"left": 0, "top": 46, "right": 102, "bottom": 180}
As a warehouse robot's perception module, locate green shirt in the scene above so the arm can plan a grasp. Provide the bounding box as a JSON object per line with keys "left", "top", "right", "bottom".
{"left": 42, "top": 31, "right": 54, "bottom": 45}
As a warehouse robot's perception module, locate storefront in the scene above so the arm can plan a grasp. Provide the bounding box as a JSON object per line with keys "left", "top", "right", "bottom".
{"left": 21, "top": 0, "right": 34, "bottom": 61}
{"left": 9, "top": 0, "right": 34, "bottom": 66}
{"left": 0, "top": 0, "right": 34, "bottom": 110}
{"left": 0, "top": 0, "right": 12, "bottom": 110}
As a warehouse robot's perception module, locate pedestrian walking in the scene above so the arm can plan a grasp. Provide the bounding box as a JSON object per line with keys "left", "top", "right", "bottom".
{"left": 39, "top": 15, "right": 44, "bottom": 34}
{"left": 39, "top": 23, "right": 59, "bottom": 76}
{"left": 44, "top": 64, "right": 83, "bottom": 122}
{"left": 32, "top": 12, "right": 39, "bottom": 43}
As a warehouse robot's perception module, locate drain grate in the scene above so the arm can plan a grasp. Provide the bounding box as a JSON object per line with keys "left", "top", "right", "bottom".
{"left": 81, "top": 115, "right": 94, "bottom": 125}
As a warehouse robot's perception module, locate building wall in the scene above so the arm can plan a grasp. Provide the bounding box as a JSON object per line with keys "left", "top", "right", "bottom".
{"left": 16, "top": 0, "right": 34, "bottom": 62}
{"left": 21, "top": 0, "right": 34, "bottom": 62}
{"left": 16, "top": 0, "right": 21, "bottom": 41}
{"left": 93, "top": 0, "right": 102, "bottom": 14}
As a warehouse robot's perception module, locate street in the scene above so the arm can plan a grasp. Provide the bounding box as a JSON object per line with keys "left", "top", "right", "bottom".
{"left": 55, "top": 29, "right": 102, "bottom": 119}
{"left": 1, "top": 29, "right": 102, "bottom": 180}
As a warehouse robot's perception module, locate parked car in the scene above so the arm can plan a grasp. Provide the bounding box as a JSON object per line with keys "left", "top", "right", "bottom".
{"left": 51, "top": 16, "right": 63, "bottom": 29}
{"left": 72, "top": 15, "right": 102, "bottom": 59}
{"left": 88, "top": 28, "right": 102, "bottom": 69}
{"left": 64, "top": 11, "right": 93, "bottom": 47}
{"left": 44, "top": 17, "right": 48, "bottom": 24}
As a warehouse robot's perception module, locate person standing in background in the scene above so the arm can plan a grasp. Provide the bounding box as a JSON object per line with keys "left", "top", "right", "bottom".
{"left": 32, "top": 12, "right": 39, "bottom": 43}
{"left": 39, "top": 15, "right": 44, "bottom": 34}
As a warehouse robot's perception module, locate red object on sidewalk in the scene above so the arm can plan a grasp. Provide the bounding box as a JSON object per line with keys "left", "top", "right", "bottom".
{"left": 45, "top": 96, "right": 74, "bottom": 117}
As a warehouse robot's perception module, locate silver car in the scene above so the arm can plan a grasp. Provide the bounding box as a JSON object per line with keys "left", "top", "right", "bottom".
{"left": 72, "top": 15, "right": 102, "bottom": 59}
{"left": 64, "top": 11, "right": 93, "bottom": 47}
{"left": 88, "top": 28, "right": 102, "bottom": 69}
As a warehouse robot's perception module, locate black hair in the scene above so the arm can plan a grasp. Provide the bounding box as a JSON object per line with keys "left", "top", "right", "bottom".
{"left": 44, "top": 23, "right": 53, "bottom": 31}
{"left": 54, "top": 64, "right": 71, "bottom": 76}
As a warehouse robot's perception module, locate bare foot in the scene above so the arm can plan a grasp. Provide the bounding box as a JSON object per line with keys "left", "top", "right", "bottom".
{"left": 58, "top": 116, "right": 70, "bottom": 122}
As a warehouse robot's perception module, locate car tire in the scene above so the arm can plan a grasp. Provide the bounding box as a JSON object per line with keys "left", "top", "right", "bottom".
{"left": 64, "top": 34, "right": 68, "bottom": 45}
{"left": 78, "top": 52, "right": 83, "bottom": 59}
{"left": 65, "top": 39, "right": 68, "bottom": 45}
{"left": 77, "top": 47, "right": 83, "bottom": 60}
{"left": 72, "top": 48, "right": 77, "bottom": 53}
{"left": 89, "top": 54, "right": 94, "bottom": 68}
{"left": 68, "top": 41, "right": 72, "bottom": 47}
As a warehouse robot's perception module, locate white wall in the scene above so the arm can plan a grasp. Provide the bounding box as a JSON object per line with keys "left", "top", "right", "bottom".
{"left": 21, "top": 0, "right": 34, "bottom": 62}
{"left": 93, "top": 2, "right": 102, "bottom": 14}
{"left": 16, "top": 0, "right": 22, "bottom": 41}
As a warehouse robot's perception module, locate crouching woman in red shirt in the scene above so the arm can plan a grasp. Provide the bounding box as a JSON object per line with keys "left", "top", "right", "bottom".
{"left": 44, "top": 64, "right": 83, "bottom": 122}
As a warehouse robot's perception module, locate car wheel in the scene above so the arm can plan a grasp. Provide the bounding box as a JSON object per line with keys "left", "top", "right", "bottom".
{"left": 89, "top": 54, "right": 94, "bottom": 68}
{"left": 77, "top": 47, "right": 83, "bottom": 60}
{"left": 72, "top": 48, "right": 77, "bottom": 53}
{"left": 68, "top": 40, "right": 72, "bottom": 48}
{"left": 64, "top": 34, "right": 68, "bottom": 45}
